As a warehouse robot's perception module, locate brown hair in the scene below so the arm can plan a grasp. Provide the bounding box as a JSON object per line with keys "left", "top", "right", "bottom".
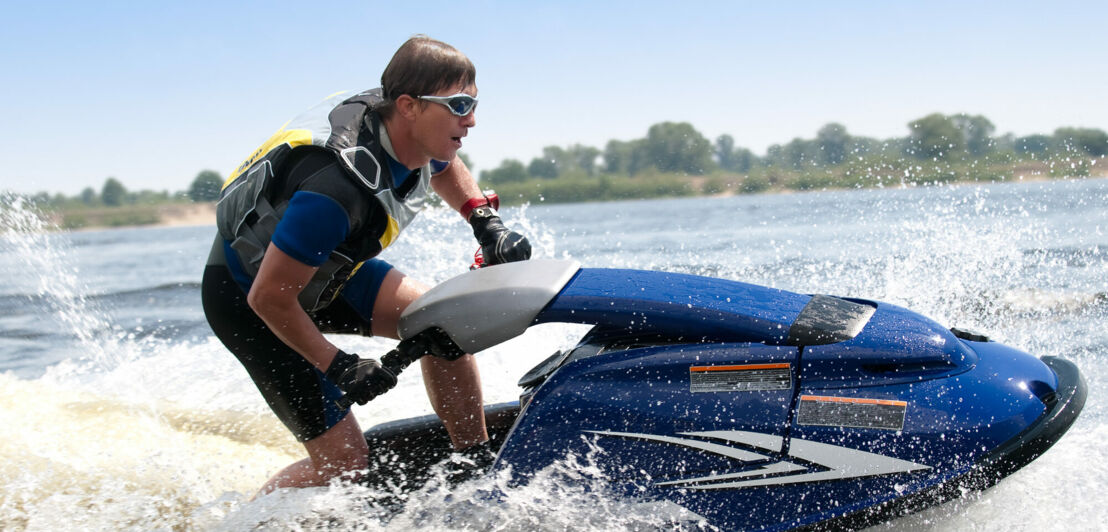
{"left": 379, "top": 36, "right": 476, "bottom": 118}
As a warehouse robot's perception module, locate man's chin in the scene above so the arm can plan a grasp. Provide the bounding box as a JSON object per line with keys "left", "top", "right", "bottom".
{"left": 436, "top": 148, "right": 459, "bottom": 162}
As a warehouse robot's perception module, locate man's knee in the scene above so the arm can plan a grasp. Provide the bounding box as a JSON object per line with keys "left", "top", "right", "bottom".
{"left": 314, "top": 448, "right": 368, "bottom": 476}
{"left": 305, "top": 415, "right": 369, "bottom": 475}
{"left": 371, "top": 269, "right": 429, "bottom": 337}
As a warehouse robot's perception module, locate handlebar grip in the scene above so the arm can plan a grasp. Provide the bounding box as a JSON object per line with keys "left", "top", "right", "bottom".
{"left": 381, "top": 346, "right": 421, "bottom": 375}
{"left": 332, "top": 329, "right": 465, "bottom": 409}
{"left": 335, "top": 394, "right": 355, "bottom": 410}
{"left": 333, "top": 346, "right": 421, "bottom": 410}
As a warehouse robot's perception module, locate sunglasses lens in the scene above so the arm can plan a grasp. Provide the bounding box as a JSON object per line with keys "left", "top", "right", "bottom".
{"left": 448, "top": 96, "right": 476, "bottom": 116}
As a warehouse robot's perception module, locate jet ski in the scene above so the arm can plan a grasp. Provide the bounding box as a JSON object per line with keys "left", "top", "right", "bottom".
{"left": 360, "top": 259, "right": 1086, "bottom": 531}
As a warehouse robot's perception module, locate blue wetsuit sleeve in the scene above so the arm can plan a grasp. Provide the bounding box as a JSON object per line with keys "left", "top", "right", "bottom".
{"left": 271, "top": 191, "right": 350, "bottom": 267}
{"left": 430, "top": 159, "right": 450, "bottom": 175}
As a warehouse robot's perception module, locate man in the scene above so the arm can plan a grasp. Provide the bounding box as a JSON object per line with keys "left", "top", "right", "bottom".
{"left": 201, "top": 36, "right": 530, "bottom": 493}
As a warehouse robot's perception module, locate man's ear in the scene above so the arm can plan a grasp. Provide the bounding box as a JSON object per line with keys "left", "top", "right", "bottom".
{"left": 394, "top": 94, "right": 421, "bottom": 120}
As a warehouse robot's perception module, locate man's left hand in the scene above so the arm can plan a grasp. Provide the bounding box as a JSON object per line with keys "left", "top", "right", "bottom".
{"left": 470, "top": 210, "right": 531, "bottom": 265}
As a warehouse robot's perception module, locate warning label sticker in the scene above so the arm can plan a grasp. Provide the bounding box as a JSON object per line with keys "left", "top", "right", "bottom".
{"left": 689, "top": 363, "right": 792, "bottom": 393}
{"left": 796, "top": 395, "right": 907, "bottom": 431}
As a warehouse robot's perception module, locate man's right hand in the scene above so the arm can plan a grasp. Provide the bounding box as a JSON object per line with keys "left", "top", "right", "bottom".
{"left": 324, "top": 350, "right": 398, "bottom": 406}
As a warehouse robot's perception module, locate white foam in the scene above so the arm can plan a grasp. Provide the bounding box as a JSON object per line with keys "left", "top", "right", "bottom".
{"left": 1, "top": 188, "right": 1105, "bottom": 531}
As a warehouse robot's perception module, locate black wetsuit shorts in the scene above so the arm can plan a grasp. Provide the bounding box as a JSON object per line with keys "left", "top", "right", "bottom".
{"left": 201, "top": 247, "right": 394, "bottom": 442}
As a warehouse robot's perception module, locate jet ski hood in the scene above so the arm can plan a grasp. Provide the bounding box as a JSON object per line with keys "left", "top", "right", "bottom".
{"left": 373, "top": 259, "right": 1084, "bottom": 531}
{"left": 399, "top": 260, "right": 976, "bottom": 383}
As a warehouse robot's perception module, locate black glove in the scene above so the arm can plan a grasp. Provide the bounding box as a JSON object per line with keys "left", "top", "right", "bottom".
{"left": 405, "top": 327, "right": 467, "bottom": 362}
{"left": 469, "top": 206, "right": 531, "bottom": 266}
{"left": 325, "top": 350, "right": 397, "bottom": 406}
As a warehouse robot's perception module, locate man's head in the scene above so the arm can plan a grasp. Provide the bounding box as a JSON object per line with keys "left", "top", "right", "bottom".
{"left": 379, "top": 36, "right": 476, "bottom": 119}
{"left": 380, "top": 36, "right": 478, "bottom": 166}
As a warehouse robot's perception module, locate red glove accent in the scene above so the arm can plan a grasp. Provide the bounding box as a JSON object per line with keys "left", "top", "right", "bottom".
{"left": 470, "top": 248, "right": 485, "bottom": 270}
{"left": 459, "top": 192, "right": 500, "bottom": 220}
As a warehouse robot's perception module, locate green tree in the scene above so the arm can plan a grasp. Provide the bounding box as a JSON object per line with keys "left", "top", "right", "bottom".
{"left": 80, "top": 187, "right": 97, "bottom": 205}
{"left": 567, "top": 144, "right": 601, "bottom": 176}
{"left": 527, "top": 156, "right": 558, "bottom": 179}
{"left": 30, "top": 192, "right": 51, "bottom": 206}
{"left": 1015, "top": 134, "right": 1052, "bottom": 155}
{"left": 782, "top": 138, "right": 818, "bottom": 170}
{"left": 188, "top": 170, "right": 224, "bottom": 202}
{"left": 528, "top": 145, "right": 595, "bottom": 179}
{"left": 764, "top": 144, "right": 783, "bottom": 167}
{"left": 533, "top": 145, "right": 600, "bottom": 177}
{"left": 625, "top": 139, "right": 652, "bottom": 176}
{"left": 101, "top": 177, "right": 127, "bottom": 207}
{"left": 732, "top": 147, "right": 756, "bottom": 173}
{"left": 480, "top": 159, "right": 527, "bottom": 184}
{"left": 952, "top": 114, "right": 995, "bottom": 156}
{"left": 715, "top": 134, "right": 736, "bottom": 170}
{"left": 542, "top": 146, "right": 569, "bottom": 175}
{"left": 135, "top": 189, "right": 170, "bottom": 203}
{"left": 643, "top": 122, "right": 713, "bottom": 175}
{"left": 603, "top": 139, "right": 634, "bottom": 174}
{"left": 848, "top": 136, "right": 881, "bottom": 156}
{"left": 907, "top": 113, "right": 964, "bottom": 159}
{"left": 715, "top": 134, "right": 756, "bottom": 172}
{"left": 1053, "top": 127, "right": 1108, "bottom": 156}
{"left": 992, "top": 132, "right": 1016, "bottom": 153}
{"left": 816, "top": 123, "right": 851, "bottom": 166}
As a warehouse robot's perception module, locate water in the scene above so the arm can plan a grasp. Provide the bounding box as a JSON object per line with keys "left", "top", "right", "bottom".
{"left": 1, "top": 178, "right": 1105, "bottom": 531}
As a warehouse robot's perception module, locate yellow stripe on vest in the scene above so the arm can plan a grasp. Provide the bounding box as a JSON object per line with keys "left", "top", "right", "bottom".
{"left": 378, "top": 216, "right": 401, "bottom": 249}
{"left": 224, "top": 127, "right": 314, "bottom": 188}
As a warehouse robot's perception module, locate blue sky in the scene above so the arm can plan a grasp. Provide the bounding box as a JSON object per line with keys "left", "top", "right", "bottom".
{"left": 2, "top": 1, "right": 1105, "bottom": 195}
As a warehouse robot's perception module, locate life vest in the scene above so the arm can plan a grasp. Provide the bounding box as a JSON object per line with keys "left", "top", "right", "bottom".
{"left": 216, "top": 88, "right": 435, "bottom": 312}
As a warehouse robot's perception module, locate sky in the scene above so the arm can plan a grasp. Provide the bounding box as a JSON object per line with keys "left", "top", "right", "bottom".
{"left": 1, "top": 0, "right": 1105, "bottom": 195}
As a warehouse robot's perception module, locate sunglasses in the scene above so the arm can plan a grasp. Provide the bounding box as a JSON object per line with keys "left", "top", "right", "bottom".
{"left": 417, "top": 93, "right": 479, "bottom": 116}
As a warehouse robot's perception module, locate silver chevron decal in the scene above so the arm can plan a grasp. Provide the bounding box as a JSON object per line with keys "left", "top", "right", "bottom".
{"left": 587, "top": 430, "right": 769, "bottom": 462}
{"left": 586, "top": 429, "right": 931, "bottom": 490}
{"left": 656, "top": 461, "right": 808, "bottom": 486}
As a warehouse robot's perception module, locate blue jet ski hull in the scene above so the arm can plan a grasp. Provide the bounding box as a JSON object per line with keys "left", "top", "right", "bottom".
{"left": 363, "top": 262, "right": 1086, "bottom": 531}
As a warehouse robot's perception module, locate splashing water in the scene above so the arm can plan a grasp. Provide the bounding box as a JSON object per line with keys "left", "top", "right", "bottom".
{"left": 0, "top": 197, "right": 300, "bottom": 530}
{"left": 0, "top": 194, "right": 118, "bottom": 372}
{"left": 0, "top": 199, "right": 604, "bottom": 532}
{"left": 0, "top": 179, "right": 1105, "bottom": 531}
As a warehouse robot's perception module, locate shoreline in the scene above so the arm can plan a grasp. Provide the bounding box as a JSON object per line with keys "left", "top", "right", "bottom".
{"left": 65, "top": 173, "right": 1105, "bottom": 232}
{"left": 59, "top": 202, "right": 217, "bottom": 232}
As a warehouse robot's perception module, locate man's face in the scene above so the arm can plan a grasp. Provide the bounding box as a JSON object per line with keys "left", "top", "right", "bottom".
{"left": 411, "top": 82, "right": 477, "bottom": 163}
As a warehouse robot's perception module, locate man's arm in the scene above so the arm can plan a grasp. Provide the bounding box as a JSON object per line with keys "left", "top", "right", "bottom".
{"left": 430, "top": 155, "right": 484, "bottom": 213}
{"left": 430, "top": 155, "right": 532, "bottom": 265}
{"left": 248, "top": 242, "right": 397, "bottom": 406}
{"left": 247, "top": 243, "right": 339, "bottom": 371}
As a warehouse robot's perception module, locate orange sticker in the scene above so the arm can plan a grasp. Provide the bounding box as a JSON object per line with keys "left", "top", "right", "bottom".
{"left": 798, "top": 395, "right": 907, "bottom": 430}
{"left": 689, "top": 363, "right": 792, "bottom": 393}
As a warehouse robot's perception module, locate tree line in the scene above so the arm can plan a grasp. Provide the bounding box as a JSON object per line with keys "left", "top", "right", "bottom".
{"left": 24, "top": 170, "right": 224, "bottom": 210}
{"left": 479, "top": 113, "right": 1108, "bottom": 186}
{"left": 18, "top": 112, "right": 1108, "bottom": 213}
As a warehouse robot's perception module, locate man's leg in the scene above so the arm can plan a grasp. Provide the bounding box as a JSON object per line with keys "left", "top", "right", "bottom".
{"left": 419, "top": 354, "right": 488, "bottom": 449}
{"left": 371, "top": 268, "right": 489, "bottom": 449}
{"left": 257, "top": 413, "right": 369, "bottom": 494}
{"left": 204, "top": 264, "right": 373, "bottom": 496}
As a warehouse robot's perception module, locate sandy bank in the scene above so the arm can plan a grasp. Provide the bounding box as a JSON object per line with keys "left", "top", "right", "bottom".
{"left": 156, "top": 202, "right": 216, "bottom": 228}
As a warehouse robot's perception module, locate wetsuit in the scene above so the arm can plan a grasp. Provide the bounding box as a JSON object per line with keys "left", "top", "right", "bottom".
{"left": 202, "top": 92, "right": 447, "bottom": 441}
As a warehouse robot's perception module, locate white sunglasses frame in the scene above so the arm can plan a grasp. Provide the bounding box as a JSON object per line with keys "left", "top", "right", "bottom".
{"left": 417, "top": 93, "right": 479, "bottom": 116}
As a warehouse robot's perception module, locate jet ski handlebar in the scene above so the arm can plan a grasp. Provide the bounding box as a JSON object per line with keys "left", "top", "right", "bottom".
{"left": 336, "top": 327, "right": 466, "bottom": 409}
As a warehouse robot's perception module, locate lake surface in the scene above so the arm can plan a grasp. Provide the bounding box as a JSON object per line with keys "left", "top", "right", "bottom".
{"left": 1, "top": 178, "right": 1105, "bottom": 530}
